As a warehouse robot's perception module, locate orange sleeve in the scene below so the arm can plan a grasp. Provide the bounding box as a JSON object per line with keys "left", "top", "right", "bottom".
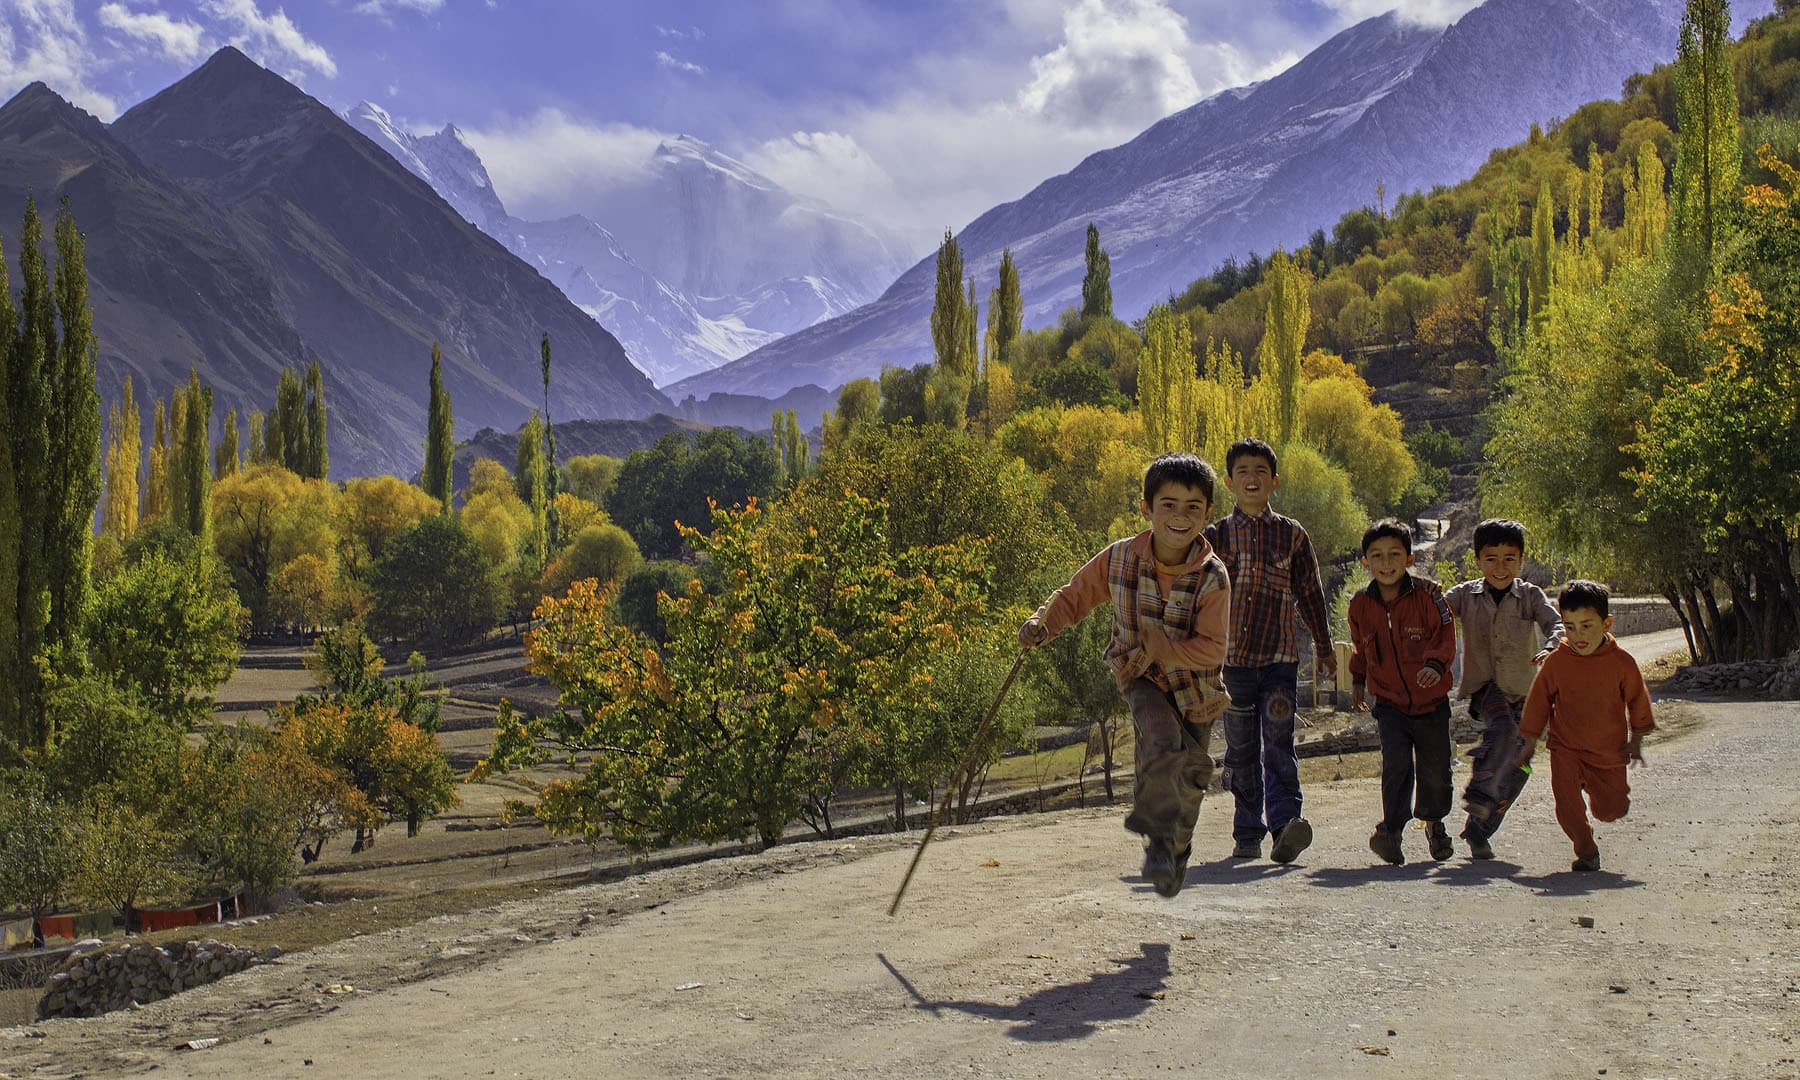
{"left": 1520, "top": 660, "right": 1554, "bottom": 741}
{"left": 1621, "top": 654, "right": 1655, "bottom": 734}
{"left": 1146, "top": 581, "right": 1230, "bottom": 671}
{"left": 1036, "top": 546, "right": 1112, "bottom": 637}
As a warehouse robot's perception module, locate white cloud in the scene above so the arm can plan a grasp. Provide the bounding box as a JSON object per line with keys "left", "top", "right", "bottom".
{"left": 96, "top": 2, "right": 210, "bottom": 64}
{"left": 199, "top": 0, "right": 336, "bottom": 78}
{"left": 462, "top": 108, "right": 668, "bottom": 219}
{"left": 654, "top": 50, "right": 705, "bottom": 76}
{"left": 1315, "top": 0, "right": 1482, "bottom": 27}
{"left": 1018, "top": 0, "right": 1202, "bottom": 128}
{"left": 0, "top": 0, "right": 118, "bottom": 119}
{"left": 656, "top": 25, "right": 703, "bottom": 40}
{"left": 353, "top": 0, "right": 446, "bottom": 16}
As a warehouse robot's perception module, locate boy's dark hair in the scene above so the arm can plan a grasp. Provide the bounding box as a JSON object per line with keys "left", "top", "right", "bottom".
{"left": 1558, "top": 579, "right": 1611, "bottom": 618}
{"left": 1142, "top": 452, "right": 1217, "bottom": 505}
{"left": 1472, "top": 518, "right": 1527, "bottom": 554}
{"left": 1361, "top": 518, "right": 1413, "bottom": 554}
{"left": 1225, "top": 437, "right": 1278, "bottom": 476}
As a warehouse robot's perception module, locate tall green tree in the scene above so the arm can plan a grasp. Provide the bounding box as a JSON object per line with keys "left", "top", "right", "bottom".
{"left": 103, "top": 376, "right": 141, "bottom": 540}
{"left": 6, "top": 198, "right": 54, "bottom": 750}
{"left": 215, "top": 407, "right": 240, "bottom": 480}
{"left": 303, "top": 359, "right": 328, "bottom": 480}
{"left": 1138, "top": 303, "right": 1199, "bottom": 453}
{"left": 422, "top": 343, "right": 454, "bottom": 510}
{"left": 929, "top": 229, "right": 971, "bottom": 375}
{"left": 516, "top": 411, "right": 548, "bottom": 567}
{"left": 166, "top": 387, "right": 187, "bottom": 531}
{"left": 1528, "top": 179, "right": 1556, "bottom": 321}
{"left": 246, "top": 409, "right": 267, "bottom": 466}
{"left": 1259, "top": 250, "right": 1310, "bottom": 446}
{"left": 47, "top": 200, "right": 102, "bottom": 661}
{"left": 1672, "top": 0, "right": 1740, "bottom": 262}
{"left": 540, "top": 334, "right": 560, "bottom": 551}
{"left": 273, "top": 365, "right": 307, "bottom": 474}
{"left": 1081, "top": 223, "right": 1112, "bottom": 320}
{"left": 995, "top": 248, "right": 1022, "bottom": 357}
{"left": 0, "top": 227, "right": 17, "bottom": 750}
{"left": 143, "top": 399, "right": 169, "bottom": 524}
{"left": 178, "top": 367, "right": 212, "bottom": 540}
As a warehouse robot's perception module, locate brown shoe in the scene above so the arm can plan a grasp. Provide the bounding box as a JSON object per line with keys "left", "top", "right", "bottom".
{"left": 1270, "top": 819, "right": 1313, "bottom": 864}
{"left": 1369, "top": 829, "right": 1404, "bottom": 866}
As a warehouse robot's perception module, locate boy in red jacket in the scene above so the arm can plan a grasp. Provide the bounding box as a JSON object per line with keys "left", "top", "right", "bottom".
{"left": 1349, "top": 519, "right": 1456, "bottom": 865}
{"left": 1516, "top": 580, "right": 1654, "bottom": 872}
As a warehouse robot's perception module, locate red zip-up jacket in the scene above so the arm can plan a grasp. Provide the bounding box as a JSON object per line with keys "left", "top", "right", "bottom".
{"left": 1348, "top": 573, "right": 1456, "bottom": 715}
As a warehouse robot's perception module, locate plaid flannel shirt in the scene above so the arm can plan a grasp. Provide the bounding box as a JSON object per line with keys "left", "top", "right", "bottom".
{"left": 1202, "top": 507, "right": 1333, "bottom": 668}
{"left": 1103, "top": 535, "right": 1232, "bottom": 727}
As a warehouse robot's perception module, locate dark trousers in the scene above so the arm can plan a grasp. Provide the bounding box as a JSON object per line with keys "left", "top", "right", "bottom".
{"left": 1461, "top": 683, "right": 1531, "bottom": 842}
{"left": 1121, "top": 679, "right": 1214, "bottom": 855}
{"left": 1221, "top": 662, "right": 1302, "bottom": 844}
{"left": 1372, "top": 699, "right": 1452, "bottom": 834}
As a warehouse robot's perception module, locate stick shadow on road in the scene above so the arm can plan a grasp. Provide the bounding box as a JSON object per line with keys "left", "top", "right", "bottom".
{"left": 877, "top": 943, "right": 1170, "bottom": 1043}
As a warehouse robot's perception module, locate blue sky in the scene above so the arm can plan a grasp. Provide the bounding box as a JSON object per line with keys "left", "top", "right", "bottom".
{"left": 2, "top": 0, "right": 1487, "bottom": 247}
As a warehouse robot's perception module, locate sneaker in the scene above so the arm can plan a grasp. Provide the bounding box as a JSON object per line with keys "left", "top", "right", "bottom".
{"left": 1468, "top": 836, "right": 1495, "bottom": 860}
{"left": 1270, "top": 818, "right": 1314, "bottom": 865}
{"left": 1426, "top": 821, "right": 1454, "bottom": 862}
{"left": 1369, "top": 829, "right": 1405, "bottom": 866}
{"left": 1231, "top": 840, "right": 1261, "bottom": 860}
{"left": 1142, "top": 839, "right": 1184, "bottom": 897}
{"left": 1571, "top": 852, "right": 1601, "bottom": 872}
{"left": 1462, "top": 791, "right": 1498, "bottom": 822}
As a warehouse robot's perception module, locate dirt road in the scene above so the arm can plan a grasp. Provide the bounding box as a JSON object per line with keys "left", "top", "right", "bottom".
{"left": 6, "top": 692, "right": 1795, "bottom": 1080}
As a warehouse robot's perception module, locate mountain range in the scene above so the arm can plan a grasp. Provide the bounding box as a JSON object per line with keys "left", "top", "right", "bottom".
{"left": 669, "top": 0, "right": 1769, "bottom": 403}
{"left": 345, "top": 105, "right": 912, "bottom": 387}
{"left": 0, "top": 47, "right": 666, "bottom": 479}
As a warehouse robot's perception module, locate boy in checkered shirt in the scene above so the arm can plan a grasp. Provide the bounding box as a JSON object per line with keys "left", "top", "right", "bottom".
{"left": 1020, "top": 453, "right": 1231, "bottom": 898}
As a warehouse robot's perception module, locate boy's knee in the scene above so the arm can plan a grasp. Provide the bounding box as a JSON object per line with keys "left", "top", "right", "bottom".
{"left": 1592, "top": 797, "right": 1629, "bottom": 823}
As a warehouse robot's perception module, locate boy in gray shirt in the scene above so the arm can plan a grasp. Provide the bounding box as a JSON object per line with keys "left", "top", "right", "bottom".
{"left": 1444, "top": 519, "right": 1563, "bottom": 859}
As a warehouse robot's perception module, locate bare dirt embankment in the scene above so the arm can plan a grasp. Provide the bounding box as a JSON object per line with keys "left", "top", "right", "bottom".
{"left": 5, "top": 688, "right": 1797, "bottom": 1080}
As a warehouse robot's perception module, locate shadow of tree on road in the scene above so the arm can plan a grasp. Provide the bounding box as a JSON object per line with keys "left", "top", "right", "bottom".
{"left": 877, "top": 943, "right": 1170, "bottom": 1042}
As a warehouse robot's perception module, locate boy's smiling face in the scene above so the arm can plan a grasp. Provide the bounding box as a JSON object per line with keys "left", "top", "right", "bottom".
{"left": 1560, "top": 605, "right": 1613, "bottom": 655}
{"left": 1141, "top": 481, "right": 1211, "bottom": 563}
{"left": 1361, "top": 535, "right": 1413, "bottom": 588}
{"left": 1477, "top": 543, "right": 1523, "bottom": 591}
{"left": 1225, "top": 454, "right": 1280, "bottom": 514}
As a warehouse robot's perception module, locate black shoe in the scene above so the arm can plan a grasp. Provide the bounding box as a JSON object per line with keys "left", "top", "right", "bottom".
{"left": 1142, "top": 840, "right": 1184, "bottom": 897}
{"left": 1462, "top": 791, "right": 1498, "bottom": 822}
{"left": 1270, "top": 818, "right": 1313, "bottom": 865}
{"left": 1426, "top": 821, "right": 1453, "bottom": 862}
{"left": 1467, "top": 836, "right": 1495, "bottom": 860}
{"left": 1571, "top": 852, "right": 1601, "bottom": 872}
{"left": 1231, "top": 840, "right": 1260, "bottom": 860}
{"left": 1369, "top": 829, "right": 1405, "bottom": 866}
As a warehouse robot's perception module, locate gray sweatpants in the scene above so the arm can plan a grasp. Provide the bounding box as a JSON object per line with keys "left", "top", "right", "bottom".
{"left": 1120, "top": 678, "right": 1215, "bottom": 854}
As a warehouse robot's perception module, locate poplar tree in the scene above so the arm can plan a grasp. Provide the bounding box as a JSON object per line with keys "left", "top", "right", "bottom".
{"left": 1623, "top": 142, "right": 1670, "bottom": 260}
{"left": 7, "top": 197, "right": 53, "bottom": 747}
{"left": 423, "top": 343, "right": 454, "bottom": 510}
{"left": 216, "top": 407, "right": 240, "bottom": 480}
{"left": 103, "top": 376, "right": 141, "bottom": 540}
{"left": 1081, "top": 224, "right": 1112, "bottom": 320}
{"left": 1528, "top": 180, "right": 1555, "bottom": 321}
{"left": 995, "top": 248, "right": 1022, "bottom": 357}
{"left": 772, "top": 409, "right": 808, "bottom": 483}
{"left": 274, "top": 365, "right": 307, "bottom": 473}
{"left": 1672, "top": 0, "right": 1739, "bottom": 262}
{"left": 1258, "top": 251, "right": 1310, "bottom": 446}
{"left": 517, "top": 412, "right": 548, "bottom": 567}
{"left": 962, "top": 276, "right": 979, "bottom": 379}
{"left": 144, "top": 400, "right": 169, "bottom": 523}
{"left": 247, "top": 410, "right": 266, "bottom": 467}
{"left": 0, "top": 228, "right": 17, "bottom": 747}
{"left": 304, "top": 359, "right": 328, "bottom": 479}
{"left": 1138, "top": 304, "right": 1199, "bottom": 453}
{"left": 178, "top": 368, "right": 212, "bottom": 541}
{"left": 540, "top": 334, "right": 559, "bottom": 551}
{"left": 47, "top": 199, "right": 102, "bottom": 656}
{"left": 929, "top": 229, "right": 966, "bottom": 371}
{"left": 166, "top": 387, "right": 187, "bottom": 530}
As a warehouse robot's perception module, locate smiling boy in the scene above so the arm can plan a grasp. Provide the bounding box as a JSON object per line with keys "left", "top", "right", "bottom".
{"left": 1443, "top": 519, "right": 1564, "bottom": 860}
{"left": 1515, "top": 580, "right": 1653, "bottom": 872}
{"left": 1348, "top": 519, "right": 1457, "bottom": 865}
{"left": 1201, "top": 438, "right": 1335, "bottom": 864}
{"left": 1021, "top": 453, "right": 1231, "bottom": 897}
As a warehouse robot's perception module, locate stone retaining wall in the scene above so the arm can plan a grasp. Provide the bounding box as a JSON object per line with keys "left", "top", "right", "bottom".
{"left": 35, "top": 939, "right": 280, "bottom": 1020}
{"left": 1667, "top": 652, "right": 1800, "bottom": 699}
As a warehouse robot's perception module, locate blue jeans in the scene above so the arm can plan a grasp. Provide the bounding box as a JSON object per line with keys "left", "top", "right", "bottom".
{"left": 1221, "top": 662, "right": 1301, "bottom": 844}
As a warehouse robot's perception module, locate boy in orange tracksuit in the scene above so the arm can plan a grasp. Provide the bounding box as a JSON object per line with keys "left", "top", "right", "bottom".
{"left": 1516, "top": 580, "right": 1654, "bottom": 872}
{"left": 1020, "top": 453, "right": 1231, "bottom": 898}
{"left": 1349, "top": 519, "right": 1457, "bottom": 865}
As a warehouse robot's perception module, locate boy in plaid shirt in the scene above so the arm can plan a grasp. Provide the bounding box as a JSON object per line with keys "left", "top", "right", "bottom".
{"left": 1021, "top": 453, "right": 1231, "bottom": 897}
{"left": 1202, "top": 438, "right": 1335, "bottom": 864}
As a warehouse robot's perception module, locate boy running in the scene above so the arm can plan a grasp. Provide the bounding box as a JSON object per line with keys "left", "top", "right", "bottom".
{"left": 1202, "top": 438, "right": 1335, "bottom": 864}
{"left": 1021, "top": 453, "right": 1230, "bottom": 897}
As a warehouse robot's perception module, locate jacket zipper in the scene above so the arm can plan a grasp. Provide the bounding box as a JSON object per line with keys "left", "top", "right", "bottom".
{"left": 1386, "top": 602, "right": 1416, "bottom": 713}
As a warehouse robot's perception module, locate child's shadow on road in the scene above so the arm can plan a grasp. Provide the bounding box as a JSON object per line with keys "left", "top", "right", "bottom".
{"left": 877, "top": 943, "right": 1170, "bottom": 1043}
{"left": 1304, "top": 864, "right": 1435, "bottom": 888}
{"left": 1514, "top": 869, "right": 1644, "bottom": 895}
{"left": 1428, "top": 859, "right": 1525, "bottom": 886}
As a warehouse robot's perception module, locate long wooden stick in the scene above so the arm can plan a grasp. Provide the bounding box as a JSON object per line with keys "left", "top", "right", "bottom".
{"left": 888, "top": 650, "right": 1028, "bottom": 916}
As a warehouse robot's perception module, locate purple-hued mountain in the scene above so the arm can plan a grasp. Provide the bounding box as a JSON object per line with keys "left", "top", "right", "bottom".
{"left": 670, "top": 0, "right": 1770, "bottom": 403}
{"left": 0, "top": 47, "right": 668, "bottom": 479}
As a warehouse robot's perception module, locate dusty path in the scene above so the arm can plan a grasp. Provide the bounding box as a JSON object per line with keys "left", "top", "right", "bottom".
{"left": 6, "top": 694, "right": 1795, "bottom": 1080}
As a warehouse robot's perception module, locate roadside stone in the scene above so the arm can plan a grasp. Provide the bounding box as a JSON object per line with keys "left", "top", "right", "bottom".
{"left": 35, "top": 939, "right": 274, "bottom": 1021}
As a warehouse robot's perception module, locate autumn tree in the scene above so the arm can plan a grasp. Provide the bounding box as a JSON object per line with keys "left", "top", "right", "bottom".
{"left": 1137, "top": 303, "right": 1199, "bottom": 453}
{"left": 1258, "top": 251, "right": 1310, "bottom": 445}
{"left": 303, "top": 359, "right": 328, "bottom": 480}
{"left": 215, "top": 407, "right": 240, "bottom": 480}
{"left": 995, "top": 248, "right": 1023, "bottom": 357}
{"left": 102, "top": 376, "right": 141, "bottom": 540}
{"left": 1081, "top": 223, "right": 1112, "bottom": 319}
{"left": 88, "top": 547, "right": 243, "bottom": 724}
{"left": 423, "top": 342, "right": 454, "bottom": 510}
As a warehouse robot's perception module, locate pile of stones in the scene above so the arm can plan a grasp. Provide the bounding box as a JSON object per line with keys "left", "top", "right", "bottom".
{"left": 35, "top": 939, "right": 280, "bottom": 1020}
{"left": 1667, "top": 652, "right": 1800, "bottom": 699}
